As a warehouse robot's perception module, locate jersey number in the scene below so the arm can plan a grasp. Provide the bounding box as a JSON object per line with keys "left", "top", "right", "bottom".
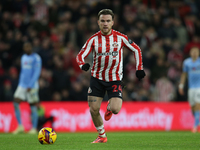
{"left": 112, "top": 85, "right": 122, "bottom": 92}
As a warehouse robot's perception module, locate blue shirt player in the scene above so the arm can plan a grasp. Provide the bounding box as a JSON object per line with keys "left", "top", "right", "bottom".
{"left": 13, "top": 42, "right": 42, "bottom": 134}
{"left": 179, "top": 47, "right": 200, "bottom": 133}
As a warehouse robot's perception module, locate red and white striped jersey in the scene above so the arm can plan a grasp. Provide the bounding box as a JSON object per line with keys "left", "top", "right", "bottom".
{"left": 76, "top": 29, "right": 143, "bottom": 82}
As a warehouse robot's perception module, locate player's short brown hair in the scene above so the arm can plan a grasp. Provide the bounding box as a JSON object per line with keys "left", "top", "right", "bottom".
{"left": 98, "top": 9, "right": 114, "bottom": 20}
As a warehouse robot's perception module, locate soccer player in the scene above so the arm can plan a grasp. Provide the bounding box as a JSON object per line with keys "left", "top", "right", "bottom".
{"left": 13, "top": 42, "right": 42, "bottom": 134}
{"left": 179, "top": 47, "right": 200, "bottom": 133}
{"left": 76, "top": 9, "right": 145, "bottom": 143}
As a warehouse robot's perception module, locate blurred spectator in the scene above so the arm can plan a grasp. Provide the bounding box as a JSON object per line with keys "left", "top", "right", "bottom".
{"left": 173, "top": 18, "right": 188, "bottom": 47}
{"left": 0, "top": 60, "right": 5, "bottom": 100}
{"left": 38, "top": 77, "right": 51, "bottom": 101}
{"left": 52, "top": 55, "right": 71, "bottom": 92}
{"left": 150, "top": 57, "right": 168, "bottom": 84}
{"left": 153, "top": 74, "right": 175, "bottom": 102}
{"left": 8, "top": 67, "right": 19, "bottom": 92}
{"left": 69, "top": 80, "right": 87, "bottom": 101}
{"left": 52, "top": 91, "right": 62, "bottom": 101}
{"left": 157, "top": 18, "right": 177, "bottom": 40}
{"left": 184, "top": 35, "right": 200, "bottom": 57}
{"left": 38, "top": 38, "right": 53, "bottom": 68}
{"left": 2, "top": 80, "right": 13, "bottom": 101}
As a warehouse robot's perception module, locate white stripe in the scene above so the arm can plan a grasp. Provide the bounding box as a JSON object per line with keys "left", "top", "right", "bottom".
{"left": 117, "top": 36, "right": 123, "bottom": 80}
{"left": 105, "top": 35, "right": 114, "bottom": 81}
{"left": 92, "top": 36, "right": 99, "bottom": 78}
{"left": 111, "top": 36, "right": 122, "bottom": 81}
{"left": 82, "top": 37, "right": 94, "bottom": 60}
{"left": 99, "top": 35, "right": 106, "bottom": 80}
{"left": 121, "top": 36, "right": 140, "bottom": 70}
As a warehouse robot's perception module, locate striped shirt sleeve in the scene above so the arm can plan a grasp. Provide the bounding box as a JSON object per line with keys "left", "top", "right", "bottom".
{"left": 76, "top": 38, "right": 94, "bottom": 69}
{"left": 122, "top": 36, "right": 143, "bottom": 70}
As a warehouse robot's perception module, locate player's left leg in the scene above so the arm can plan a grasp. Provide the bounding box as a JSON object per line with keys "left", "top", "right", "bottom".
{"left": 13, "top": 86, "right": 26, "bottom": 134}
{"left": 193, "top": 103, "right": 200, "bottom": 133}
{"left": 105, "top": 97, "right": 122, "bottom": 121}
{"left": 190, "top": 88, "right": 200, "bottom": 133}
{"left": 27, "top": 89, "right": 39, "bottom": 134}
{"left": 105, "top": 81, "right": 123, "bottom": 121}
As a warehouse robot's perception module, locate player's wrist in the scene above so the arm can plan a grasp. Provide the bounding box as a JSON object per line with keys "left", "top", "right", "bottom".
{"left": 179, "top": 83, "right": 184, "bottom": 89}
{"left": 81, "top": 63, "right": 90, "bottom": 71}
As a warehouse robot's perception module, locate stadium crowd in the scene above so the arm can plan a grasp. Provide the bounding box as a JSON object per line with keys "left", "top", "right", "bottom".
{"left": 0, "top": 0, "right": 200, "bottom": 102}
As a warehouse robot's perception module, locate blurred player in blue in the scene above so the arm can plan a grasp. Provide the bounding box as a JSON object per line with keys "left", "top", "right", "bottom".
{"left": 13, "top": 42, "right": 42, "bottom": 134}
{"left": 179, "top": 47, "right": 200, "bottom": 133}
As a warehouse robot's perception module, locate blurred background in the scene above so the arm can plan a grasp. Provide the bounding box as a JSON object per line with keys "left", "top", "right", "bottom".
{"left": 0, "top": 0, "right": 200, "bottom": 102}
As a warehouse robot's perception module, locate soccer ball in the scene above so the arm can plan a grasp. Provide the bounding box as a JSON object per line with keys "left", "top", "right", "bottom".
{"left": 38, "top": 127, "right": 57, "bottom": 144}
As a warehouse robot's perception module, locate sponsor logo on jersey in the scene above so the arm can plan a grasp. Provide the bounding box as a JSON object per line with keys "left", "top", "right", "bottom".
{"left": 97, "top": 51, "right": 118, "bottom": 57}
{"left": 112, "top": 51, "right": 118, "bottom": 57}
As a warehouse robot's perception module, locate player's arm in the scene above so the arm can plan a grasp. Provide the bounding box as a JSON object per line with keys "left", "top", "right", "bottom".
{"left": 178, "top": 72, "right": 187, "bottom": 95}
{"left": 178, "top": 60, "right": 187, "bottom": 95}
{"left": 122, "top": 36, "right": 145, "bottom": 80}
{"left": 76, "top": 38, "right": 94, "bottom": 71}
{"left": 28, "top": 55, "right": 42, "bottom": 89}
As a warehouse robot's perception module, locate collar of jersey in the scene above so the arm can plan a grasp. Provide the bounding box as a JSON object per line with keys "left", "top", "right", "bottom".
{"left": 100, "top": 29, "right": 113, "bottom": 37}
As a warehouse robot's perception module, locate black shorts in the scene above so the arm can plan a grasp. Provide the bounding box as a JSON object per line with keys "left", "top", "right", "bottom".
{"left": 88, "top": 76, "right": 122, "bottom": 99}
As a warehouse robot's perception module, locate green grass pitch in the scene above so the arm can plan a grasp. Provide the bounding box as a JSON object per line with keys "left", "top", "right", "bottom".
{"left": 0, "top": 132, "right": 200, "bottom": 150}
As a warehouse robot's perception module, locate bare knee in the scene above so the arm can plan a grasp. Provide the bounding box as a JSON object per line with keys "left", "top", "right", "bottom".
{"left": 14, "top": 98, "right": 22, "bottom": 103}
{"left": 110, "top": 106, "right": 121, "bottom": 114}
{"left": 109, "top": 98, "right": 122, "bottom": 114}
{"left": 90, "top": 106, "right": 100, "bottom": 116}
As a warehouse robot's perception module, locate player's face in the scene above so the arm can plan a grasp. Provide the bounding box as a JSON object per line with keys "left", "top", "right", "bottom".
{"left": 190, "top": 47, "right": 199, "bottom": 60}
{"left": 23, "top": 43, "right": 32, "bottom": 55}
{"left": 98, "top": 14, "right": 114, "bottom": 35}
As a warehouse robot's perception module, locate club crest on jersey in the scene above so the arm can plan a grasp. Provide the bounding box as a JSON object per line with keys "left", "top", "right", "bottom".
{"left": 88, "top": 87, "right": 92, "bottom": 93}
{"left": 112, "top": 42, "right": 118, "bottom": 48}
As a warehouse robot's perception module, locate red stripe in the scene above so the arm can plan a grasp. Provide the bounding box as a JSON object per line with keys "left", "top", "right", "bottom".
{"left": 131, "top": 43, "right": 143, "bottom": 70}
{"left": 91, "top": 52, "right": 96, "bottom": 77}
{"left": 84, "top": 40, "right": 94, "bottom": 59}
{"left": 96, "top": 34, "right": 102, "bottom": 79}
{"left": 76, "top": 32, "right": 101, "bottom": 69}
{"left": 115, "top": 38, "right": 123, "bottom": 80}
{"left": 76, "top": 50, "right": 85, "bottom": 66}
{"left": 76, "top": 38, "right": 94, "bottom": 66}
{"left": 102, "top": 36, "right": 110, "bottom": 81}
{"left": 109, "top": 60, "right": 116, "bottom": 81}
{"left": 109, "top": 34, "right": 117, "bottom": 81}
{"left": 99, "top": 132, "right": 105, "bottom": 136}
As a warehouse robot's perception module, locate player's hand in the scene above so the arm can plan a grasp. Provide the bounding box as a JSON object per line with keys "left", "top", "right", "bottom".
{"left": 81, "top": 63, "right": 90, "bottom": 71}
{"left": 27, "top": 88, "right": 31, "bottom": 92}
{"left": 178, "top": 88, "right": 184, "bottom": 95}
{"left": 136, "top": 70, "right": 146, "bottom": 81}
{"left": 178, "top": 84, "right": 184, "bottom": 95}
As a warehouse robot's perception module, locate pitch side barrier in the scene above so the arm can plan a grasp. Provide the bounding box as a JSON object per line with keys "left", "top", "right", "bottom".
{"left": 0, "top": 101, "right": 193, "bottom": 132}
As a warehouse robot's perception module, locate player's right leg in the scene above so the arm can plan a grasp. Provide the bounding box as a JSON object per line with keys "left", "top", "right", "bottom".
{"left": 27, "top": 89, "right": 39, "bottom": 134}
{"left": 88, "top": 96, "right": 107, "bottom": 143}
{"left": 189, "top": 88, "right": 200, "bottom": 133}
{"left": 88, "top": 76, "right": 107, "bottom": 143}
{"left": 13, "top": 86, "right": 26, "bottom": 134}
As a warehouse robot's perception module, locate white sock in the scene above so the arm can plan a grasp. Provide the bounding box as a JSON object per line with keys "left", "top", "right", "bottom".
{"left": 96, "top": 125, "right": 106, "bottom": 137}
